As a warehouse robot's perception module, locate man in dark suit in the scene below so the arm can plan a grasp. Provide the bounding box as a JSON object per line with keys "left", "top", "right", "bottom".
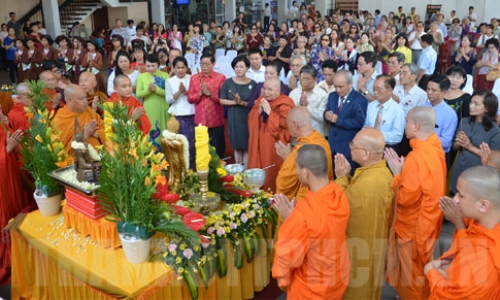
{"left": 324, "top": 70, "right": 368, "bottom": 174}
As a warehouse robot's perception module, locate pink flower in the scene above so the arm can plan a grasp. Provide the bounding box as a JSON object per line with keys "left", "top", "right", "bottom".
{"left": 202, "top": 241, "right": 210, "bottom": 249}
{"left": 168, "top": 244, "right": 177, "bottom": 252}
{"left": 207, "top": 227, "right": 215, "bottom": 234}
{"left": 240, "top": 213, "right": 248, "bottom": 223}
{"left": 229, "top": 222, "right": 238, "bottom": 230}
{"left": 216, "top": 227, "right": 226, "bottom": 236}
{"left": 183, "top": 248, "right": 193, "bottom": 259}
{"left": 248, "top": 210, "right": 256, "bottom": 218}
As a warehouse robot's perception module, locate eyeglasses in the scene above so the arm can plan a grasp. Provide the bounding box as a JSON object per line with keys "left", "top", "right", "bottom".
{"left": 252, "top": 28, "right": 257, "bottom": 30}
{"left": 200, "top": 62, "right": 213, "bottom": 66}
{"left": 322, "top": 39, "right": 330, "bottom": 41}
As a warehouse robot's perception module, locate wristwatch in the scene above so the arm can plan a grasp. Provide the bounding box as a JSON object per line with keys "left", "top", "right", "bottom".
{"left": 362, "top": 91, "right": 368, "bottom": 96}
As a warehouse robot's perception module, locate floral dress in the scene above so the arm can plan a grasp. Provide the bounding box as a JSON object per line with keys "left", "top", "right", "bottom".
{"left": 190, "top": 34, "right": 206, "bottom": 65}
{"left": 311, "top": 47, "right": 336, "bottom": 81}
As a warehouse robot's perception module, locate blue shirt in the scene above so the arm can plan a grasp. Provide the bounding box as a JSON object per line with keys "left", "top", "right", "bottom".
{"left": 423, "top": 100, "right": 458, "bottom": 153}
{"left": 4, "top": 37, "right": 16, "bottom": 61}
{"left": 418, "top": 46, "right": 437, "bottom": 75}
{"left": 352, "top": 71, "right": 379, "bottom": 95}
{"left": 364, "top": 98, "right": 406, "bottom": 145}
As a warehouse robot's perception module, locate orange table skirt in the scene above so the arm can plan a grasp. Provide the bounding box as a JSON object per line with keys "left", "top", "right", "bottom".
{"left": 63, "top": 204, "right": 121, "bottom": 249}
{"left": 11, "top": 209, "right": 271, "bottom": 299}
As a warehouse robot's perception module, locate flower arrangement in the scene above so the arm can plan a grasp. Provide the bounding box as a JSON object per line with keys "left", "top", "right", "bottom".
{"left": 0, "top": 84, "right": 15, "bottom": 94}
{"left": 21, "top": 80, "right": 68, "bottom": 197}
{"left": 97, "top": 102, "right": 198, "bottom": 241}
{"left": 163, "top": 190, "right": 278, "bottom": 300}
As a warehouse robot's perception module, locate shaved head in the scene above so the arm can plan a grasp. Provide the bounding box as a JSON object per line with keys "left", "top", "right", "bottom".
{"left": 408, "top": 106, "right": 436, "bottom": 134}
{"left": 296, "top": 144, "right": 328, "bottom": 177}
{"left": 487, "top": 151, "right": 500, "bottom": 173}
{"left": 79, "top": 71, "right": 97, "bottom": 94}
{"left": 357, "top": 128, "right": 385, "bottom": 155}
{"left": 39, "top": 70, "right": 55, "bottom": 81}
{"left": 15, "top": 83, "right": 30, "bottom": 96}
{"left": 459, "top": 166, "right": 500, "bottom": 209}
{"left": 262, "top": 78, "right": 281, "bottom": 101}
{"left": 287, "top": 106, "right": 311, "bottom": 127}
{"left": 39, "top": 70, "right": 57, "bottom": 89}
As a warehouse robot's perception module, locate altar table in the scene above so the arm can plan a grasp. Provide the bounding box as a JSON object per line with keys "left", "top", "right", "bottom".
{"left": 11, "top": 207, "right": 271, "bottom": 299}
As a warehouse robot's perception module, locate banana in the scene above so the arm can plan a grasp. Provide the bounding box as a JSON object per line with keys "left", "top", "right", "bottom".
{"left": 242, "top": 234, "right": 254, "bottom": 263}
{"left": 182, "top": 268, "right": 199, "bottom": 300}
{"left": 198, "top": 262, "right": 209, "bottom": 289}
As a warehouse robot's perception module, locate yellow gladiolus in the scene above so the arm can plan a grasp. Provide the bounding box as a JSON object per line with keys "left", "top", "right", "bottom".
{"left": 35, "top": 135, "right": 43, "bottom": 143}
{"left": 145, "top": 176, "right": 151, "bottom": 186}
{"left": 47, "top": 144, "right": 53, "bottom": 152}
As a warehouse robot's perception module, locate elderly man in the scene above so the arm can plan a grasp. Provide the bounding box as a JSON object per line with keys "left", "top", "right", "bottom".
{"left": 272, "top": 144, "right": 350, "bottom": 299}
{"left": 365, "top": 75, "right": 406, "bottom": 152}
{"left": 7, "top": 83, "right": 31, "bottom": 132}
{"left": 393, "top": 63, "right": 428, "bottom": 115}
{"left": 289, "top": 65, "right": 328, "bottom": 137}
{"left": 325, "top": 70, "right": 367, "bottom": 171}
{"left": 53, "top": 84, "right": 105, "bottom": 157}
{"left": 318, "top": 59, "right": 338, "bottom": 94}
{"left": 385, "top": 106, "right": 447, "bottom": 300}
{"left": 187, "top": 53, "right": 226, "bottom": 158}
{"left": 79, "top": 71, "right": 108, "bottom": 116}
{"left": 408, "top": 21, "right": 425, "bottom": 64}
{"left": 427, "top": 166, "right": 500, "bottom": 299}
{"left": 388, "top": 52, "right": 405, "bottom": 87}
{"left": 248, "top": 78, "right": 295, "bottom": 192}
{"left": 285, "top": 55, "right": 305, "bottom": 90}
{"left": 352, "top": 51, "right": 379, "bottom": 102}
{"left": 39, "top": 70, "right": 63, "bottom": 113}
{"left": 335, "top": 128, "right": 393, "bottom": 300}
{"left": 276, "top": 107, "right": 332, "bottom": 201}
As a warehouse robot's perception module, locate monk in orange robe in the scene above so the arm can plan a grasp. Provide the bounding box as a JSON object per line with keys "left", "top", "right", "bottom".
{"left": 385, "top": 106, "right": 447, "bottom": 300}
{"left": 272, "top": 144, "right": 350, "bottom": 299}
{"left": 108, "top": 75, "right": 151, "bottom": 135}
{"left": 248, "top": 78, "right": 295, "bottom": 192}
{"left": 40, "top": 70, "right": 64, "bottom": 115}
{"left": 275, "top": 106, "right": 332, "bottom": 201}
{"left": 7, "top": 83, "right": 31, "bottom": 132}
{"left": 79, "top": 71, "right": 108, "bottom": 117}
{"left": 0, "top": 123, "right": 26, "bottom": 285}
{"left": 53, "top": 84, "right": 105, "bottom": 157}
{"left": 425, "top": 166, "right": 500, "bottom": 299}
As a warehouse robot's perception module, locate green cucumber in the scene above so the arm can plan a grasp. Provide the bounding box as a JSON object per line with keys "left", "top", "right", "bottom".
{"left": 182, "top": 268, "right": 199, "bottom": 300}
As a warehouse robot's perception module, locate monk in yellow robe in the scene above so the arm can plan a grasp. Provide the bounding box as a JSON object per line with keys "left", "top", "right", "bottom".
{"left": 53, "top": 84, "right": 105, "bottom": 157}
{"left": 275, "top": 106, "right": 332, "bottom": 201}
{"left": 272, "top": 144, "right": 350, "bottom": 299}
{"left": 385, "top": 106, "right": 447, "bottom": 300}
{"left": 79, "top": 71, "right": 108, "bottom": 117}
{"left": 334, "top": 128, "right": 394, "bottom": 300}
{"left": 248, "top": 78, "right": 295, "bottom": 192}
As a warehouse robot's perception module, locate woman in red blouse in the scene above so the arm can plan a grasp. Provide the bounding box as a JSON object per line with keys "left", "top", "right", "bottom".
{"left": 246, "top": 24, "right": 263, "bottom": 50}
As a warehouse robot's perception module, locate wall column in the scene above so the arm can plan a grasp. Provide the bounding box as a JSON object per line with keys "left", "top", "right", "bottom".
{"left": 277, "top": 0, "right": 287, "bottom": 24}
{"left": 225, "top": 0, "right": 236, "bottom": 25}
{"left": 151, "top": 0, "right": 166, "bottom": 24}
{"left": 42, "top": 0, "right": 62, "bottom": 38}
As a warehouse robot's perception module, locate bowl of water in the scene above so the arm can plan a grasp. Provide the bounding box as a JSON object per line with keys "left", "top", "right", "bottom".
{"left": 243, "top": 168, "right": 266, "bottom": 190}
{"left": 224, "top": 164, "right": 245, "bottom": 176}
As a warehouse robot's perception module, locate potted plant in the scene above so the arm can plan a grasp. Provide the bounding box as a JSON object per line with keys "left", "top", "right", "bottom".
{"left": 21, "top": 80, "right": 68, "bottom": 216}
{"left": 98, "top": 103, "right": 198, "bottom": 264}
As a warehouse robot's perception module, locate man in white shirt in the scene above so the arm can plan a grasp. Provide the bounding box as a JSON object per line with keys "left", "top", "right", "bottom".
{"left": 125, "top": 20, "right": 136, "bottom": 42}
{"left": 467, "top": 6, "right": 477, "bottom": 28}
{"left": 364, "top": 75, "right": 406, "bottom": 152}
{"left": 417, "top": 34, "right": 438, "bottom": 90}
{"left": 288, "top": 1, "right": 299, "bottom": 22}
{"left": 408, "top": 21, "right": 425, "bottom": 64}
{"left": 264, "top": 3, "right": 271, "bottom": 31}
{"left": 352, "top": 51, "right": 379, "bottom": 102}
{"left": 246, "top": 48, "right": 265, "bottom": 83}
{"left": 318, "top": 59, "right": 337, "bottom": 94}
{"left": 388, "top": 52, "right": 405, "bottom": 88}
{"left": 393, "top": 63, "right": 428, "bottom": 115}
{"left": 437, "top": 14, "right": 448, "bottom": 38}
{"left": 128, "top": 25, "right": 150, "bottom": 52}
{"left": 285, "top": 55, "right": 305, "bottom": 90}
{"left": 289, "top": 65, "right": 328, "bottom": 137}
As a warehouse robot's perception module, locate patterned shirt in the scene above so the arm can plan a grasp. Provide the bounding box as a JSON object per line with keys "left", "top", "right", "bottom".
{"left": 187, "top": 70, "right": 226, "bottom": 128}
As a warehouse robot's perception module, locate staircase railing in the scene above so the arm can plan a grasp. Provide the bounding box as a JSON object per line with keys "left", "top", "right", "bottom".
{"left": 19, "top": 0, "right": 75, "bottom": 27}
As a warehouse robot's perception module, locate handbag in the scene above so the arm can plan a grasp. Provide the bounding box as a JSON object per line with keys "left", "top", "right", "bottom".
{"left": 486, "top": 68, "right": 500, "bottom": 81}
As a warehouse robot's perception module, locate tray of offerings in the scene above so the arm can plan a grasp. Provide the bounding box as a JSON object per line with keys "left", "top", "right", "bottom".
{"left": 48, "top": 165, "right": 99, "bottom": 196}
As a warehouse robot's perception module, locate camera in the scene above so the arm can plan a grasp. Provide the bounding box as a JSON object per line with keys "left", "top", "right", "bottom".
{"left": 158, "top": 40, "right": 165, "bottom": 45}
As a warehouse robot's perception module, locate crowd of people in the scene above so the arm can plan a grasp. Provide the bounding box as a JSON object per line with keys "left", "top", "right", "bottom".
{"left": 1, "top": 3, "right": 500, "bottom": 299}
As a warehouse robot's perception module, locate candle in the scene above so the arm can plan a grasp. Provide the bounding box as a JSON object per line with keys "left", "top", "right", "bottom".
{"left": 195, "top": 124, "right": 211, "bottom": 171}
